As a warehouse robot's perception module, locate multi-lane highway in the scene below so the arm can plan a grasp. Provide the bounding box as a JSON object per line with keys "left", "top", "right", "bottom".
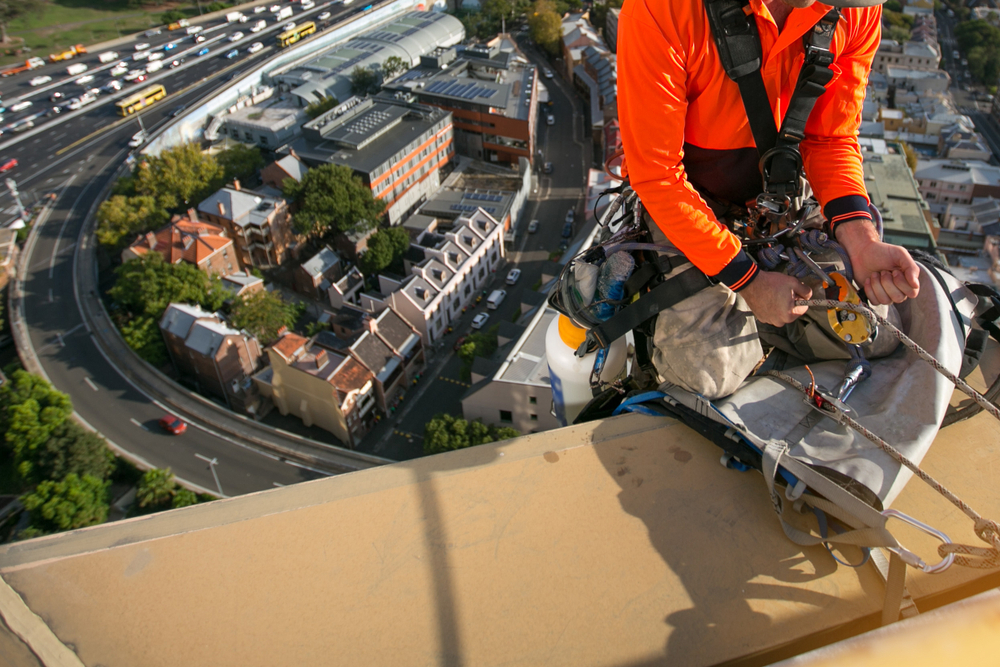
{"left": 4, "top": 1, "right": 380, "bottom": 496}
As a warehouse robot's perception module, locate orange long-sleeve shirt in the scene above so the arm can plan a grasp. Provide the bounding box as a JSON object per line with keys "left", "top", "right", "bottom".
{"left": 617, "top": 0, "right": 880, "bottom": 290}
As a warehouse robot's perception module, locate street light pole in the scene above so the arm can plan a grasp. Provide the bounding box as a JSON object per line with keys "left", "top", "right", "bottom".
{"left": 195, "top": 454, "right": 224, "bottom": 497}
{"left": 5, "top": 178, "right": 26, "bottom": 219}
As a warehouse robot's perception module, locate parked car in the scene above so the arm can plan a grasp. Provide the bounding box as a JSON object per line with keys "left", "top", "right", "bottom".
{"left": 471, "top": 312, "right": 490, "bottom": 330}
{"left": 546, "top": 114, "right": 554, "bottom": 125}
{"left": 452, "top": 335, "right": 467, "bottom": 351}
{"left": 543, "top": 161, "right": 553, "bottom": 174}
{"left": 225, "top": 49, "right": 239, "bottom": 59}
{"left": 134, "top": 42, "right": 151, "bottom": 51}
{"left": 248, "top": 41, "right": 264, "bottom": 54}
{"left": 318, "top": 10, "right": 331, "bottom": 19}
{"left": 0, "top": 158, "right": 18, "bottom": 172}
{"left": 527, "top": 219, "right": 539, "bottom": 233}
{"left": 543, "top": 67, "right": 553, "bottom": 78}
{"left": 159, "top": 415, "right": 187, "bottom": 435}
{"left": 229, "top": 31, "right": 245, "bottom": 42}
{"left": 29, "top": 75, "right": 52, "bottom": 86}
{"left": 506, "top": 269, "right": 521, "bottom": 285}
{"left": 197, "top": 47, "right": 211, "bottom": 57}
{"left": 565, "top": 208, "right": 575, "bottom": 223}
{"left": 561, "top": 221, "right": 573, "bottom": 238}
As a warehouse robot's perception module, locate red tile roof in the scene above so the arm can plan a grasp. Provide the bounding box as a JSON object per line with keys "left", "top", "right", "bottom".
{"left": 271, "top": 333, "right": 309, "bottom": 362}
{"left": 128, "top": 218, "right": 232, "bottom": 267}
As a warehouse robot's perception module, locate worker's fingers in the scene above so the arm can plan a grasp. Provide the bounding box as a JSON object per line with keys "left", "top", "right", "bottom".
{"left": 791, "top": 280, "right": 813, "bottom": 300}
{"left": 865, "top": 276, "right": 890, "bottom": 306}
{"left": 900, "top": 265, "right": 921, "bottom": 297}
{"left": 874, "top": 270, "right": 907, "bottom": 303}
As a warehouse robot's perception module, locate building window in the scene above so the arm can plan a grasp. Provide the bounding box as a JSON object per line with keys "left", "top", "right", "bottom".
{"left": 500, "top": 410, "right": 513, "bottom": 423}
{"left": 530, "top": 414, "right": 538, "bottom": 422}
{"left": 260, "top": 136, "right": 269, "bottom": 145}
{"left": 464, "top": 284, "right": 471, "bottom": 296}
{"left": 529, "top": 396, "right": 537, "bottom": 405}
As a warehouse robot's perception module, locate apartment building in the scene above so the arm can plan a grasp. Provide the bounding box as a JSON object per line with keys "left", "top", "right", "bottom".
{"left": 253, "top": 332, "right": 378, "bottom": 447}
{"left": 606, "top": 7, "right": 621, "bottom": 53}
{"left": 122, "top": 215, "right": 237, "bottom": 277}
{"left": 329, "top": 266, "right": 365, "bottom": 309}
{"left": 382, "top": 43, "right": 538, "bottom": 167}
{"left": 290, "top": 96, "right": 455, "bottom": 226}
{"left": 295, "top": 247, "right": 342, "bottom": 300}
{"left": 159, "top": 303, "right": 263, "bottom": 413}
{"left": 261, "top": 153, "right": 308, "bottom": 190}
{"left": 873, "top": 40, "right": 941, "bottom": 74}
{"left": 309, "top": 307, "right": 423, "bottom": 413}
{"left": 198, "top": 183, "right": 297, "bottom": 269}
{"left": 914, "top": 159, "right": 1000, "bottom": 207}
{"left": 382, "top": 208, "right": 504, "bottom": 344}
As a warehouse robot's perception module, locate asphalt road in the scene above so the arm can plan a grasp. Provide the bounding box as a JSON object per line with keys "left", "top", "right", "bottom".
{"left": 4, "top": 4, "right": 375, "bottom": 496}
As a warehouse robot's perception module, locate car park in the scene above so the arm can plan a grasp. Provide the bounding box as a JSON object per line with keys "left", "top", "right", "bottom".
{"left": 0, "top": 158, "right": 18, "bottom": 172}
{"left": 9, "top": 100, "right": 32, "bottom": 112}
{"left": 546, "top": 114, "right": 554, "bottom": 125}
{"left": 506, "top": 269, "right": 521, "bottom": 285}
{"left": 248, "top": 41, "right": 264, "bottom": 54}
{"left": 29, "top": 75, "right": 52, "bottom": 86}
{"left": 527, "top": 219, "right": 539, "bottom": 233}
{"left": 318, "top": 10, "right": 331, "bottom": 19}
{"left": 543, "top": 161, "right": 553, "bottom": 173}
{"left": 561, "top": 221, "right": 573, "bottom": 238}
{"left": 197, "top": 47, "right": 211, "bottom": 56}
{"left": 159, "top": 415, "right": 187, "bottom": 435}
{"left": 230, "top": 31, "right": 245, "bottom": 42}
{"left": 471, "top": 313, "right": 490, "bottom": 330}
{"left": 134, "top": 42, "right": 150, "bottom": 51}
{"left": 225, "top": 49, "right": 239, "bottom": 59}
{"left": 565, "top": 208, "right": 575, "bottom": 223}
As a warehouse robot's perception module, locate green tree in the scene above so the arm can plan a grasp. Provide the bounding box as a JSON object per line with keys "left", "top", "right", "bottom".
{"left": 457, "top": 325, "right": 499, "bottom": 366}
{"left": 137, "top": 467, "right": 177, "bottom": 509}
{"left": 110, "top": 253, "right": 226, "bottom": 320}
{"left": 160, "top": 9, "right": 187, "bottom": 22}
{"left": 304, "top": 94, "right": 340, "bottom": 119}
{"left": 0, "top": 370, "right": 73, "bottom": 481}
{"left": 290, "top": 164, "right": 385, "bottom": 238}
{"left": 423, "top": 414, "right": 520, "bottom": 455}
{"left": 135, "top": 143, "right": 225, "bottom": 211}
{"left": 0, "top": 0, "right": 41, "bottom": 44}
{"left": 20, "top": 473, "right": 109, "bottom": 537}
{"left": 172, "top": 487, "right": 198, "bottom": 508}
{"left": 21, "top": 421, "right": 114, "bottom": 487}
{"left": 206, "top": 1, "right": 228, "bottom": 11}
{"left": 228, "top": 289, "right": 301, "bottom": 344}
{"left": 900, "top": 142, "right": 918, "bottom": 173}
{"left": 529, "top": 0, "right": 563, "bottom": 57}
{"left": 120, "top": 315, "right": 169, "bottom": 366}
{"left": 349, "top": 66, "right": 381, "bottom": 96}
{"left": 589, "top": 0, "right": 622, "bottom": 34}
{"left": 381, "top": 55, "right": 409, "bottom": 80}
{"left": 96, "top": 194, "right": 170, "bottom": 248}
{"left": 216, "top": 144, "right": 265, "bottom": 185}
{"left": 358, "top": 227, "right": 411, "bottom": 275}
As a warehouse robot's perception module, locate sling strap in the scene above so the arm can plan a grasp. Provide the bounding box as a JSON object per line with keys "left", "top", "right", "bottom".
{"left": 704, "top": 0, "right": 841, "bottom": 202}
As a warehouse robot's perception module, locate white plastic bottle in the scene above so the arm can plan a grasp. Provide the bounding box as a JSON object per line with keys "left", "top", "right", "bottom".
{"left": 546, "top": 314, "right": 627, "bottom": 426}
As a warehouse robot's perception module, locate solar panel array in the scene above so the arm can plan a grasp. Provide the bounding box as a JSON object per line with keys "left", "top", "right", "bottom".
{"left": 466, "top": 193, "right": 502, "bottom": 202}
{"left": 424, "top": 80, "right": 497, "bottom": 100}
{"left": 450, "top": 204, "right": 497, "bottom": 214}
{"left": 344, "top": 109, "right": 393, "bottom": 137}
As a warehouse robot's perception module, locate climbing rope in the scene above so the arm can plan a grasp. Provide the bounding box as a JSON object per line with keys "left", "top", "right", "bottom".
{"left": 762, "top": 298, "right": 1000, "bottom": 569}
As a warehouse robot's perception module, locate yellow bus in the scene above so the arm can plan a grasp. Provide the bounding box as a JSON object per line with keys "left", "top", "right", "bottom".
{"left": 277, "top": 21, "right": 316, "bottom": 48}
{"left": 115, "top": 84, "right": 167, "bottom": 116}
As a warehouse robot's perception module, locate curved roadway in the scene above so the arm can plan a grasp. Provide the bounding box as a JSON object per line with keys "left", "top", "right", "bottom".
{"left": 5, "top": 2, "right": 391, "bottom": 496}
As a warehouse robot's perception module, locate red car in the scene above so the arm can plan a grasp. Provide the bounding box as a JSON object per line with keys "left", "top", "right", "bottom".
{"left": 159, "top": 415, "right": 187, "bottom": 435}
{"left": 0, "top": 158, "right": 17, "bottom": 173}
{"left": 452, "top": 335, "right": 467, "bottom": 351}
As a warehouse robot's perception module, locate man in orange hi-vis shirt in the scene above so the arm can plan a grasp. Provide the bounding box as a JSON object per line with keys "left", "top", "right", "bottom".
{"left": 617, "top": 0, "right": 919, "bottom": 331}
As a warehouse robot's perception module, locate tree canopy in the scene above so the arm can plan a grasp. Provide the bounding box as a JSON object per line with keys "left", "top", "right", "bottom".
{"left": 381, "top": 56, "right": 409, "bottom": 80}
{"left": 528, "top": 0, "right": 563, "bottom": 57}
{"left": 136, "top": 468, "right": 199, "bottom": 512}
{"left": 287, "top": 164, "right": 384, "bottom": 239}
{"left": 20, "top": 421, "right": 114, "bottom": 487}
{"left": 349, "top": 66, "right": 381, "bottom": 96}
{"left": 358, "top": 227, "right": 410, "bottom": 275}
{"left": 216, "top": 144, "right": 265, "bottom": 185}
{"left": 135, "top": 143, "right": 225, "bottom": 211}
{"left": 423, "top": 414, "right": 519, "bottom": 455}
{"left": 0, "top": 369, "right": 74, "bottom": 481}
{"left": 956, "top": 20, "right": 1000, "bottom": 85}
{"left": 228, "top": 289, "right": 303, "bottom": 344}
{"left": 20, "top": 473, "right": 109, "bottom": 538}
{"left": 304, "top": 94, "right": 340, "bottom": 119}
{"left": 96, "top": 194, "right": 170, "bottom": 249}
{"left": 589, "top": 0, "right": 622, "bottom": 33}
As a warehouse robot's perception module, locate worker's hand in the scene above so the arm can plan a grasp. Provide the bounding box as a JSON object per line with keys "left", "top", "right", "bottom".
{"left": 740, "top": 270, "right": 813, "bottom": 327}
{"left": 834, "top": 219, "right": 920, "bottom": 306}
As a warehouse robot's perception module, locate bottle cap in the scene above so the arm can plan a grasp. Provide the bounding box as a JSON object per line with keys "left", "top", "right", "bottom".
{"left": 557, "top": 314, "right": 587, "bottom": 350}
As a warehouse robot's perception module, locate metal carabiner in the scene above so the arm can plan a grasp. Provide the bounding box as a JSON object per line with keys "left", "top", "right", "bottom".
{"left": 881, "top": 509, "right": 956, "bottom": 574}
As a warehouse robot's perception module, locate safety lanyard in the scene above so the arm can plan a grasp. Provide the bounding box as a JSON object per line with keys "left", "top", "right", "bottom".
{"left": 704, "top": 0, "right": 840, "bottom": 209}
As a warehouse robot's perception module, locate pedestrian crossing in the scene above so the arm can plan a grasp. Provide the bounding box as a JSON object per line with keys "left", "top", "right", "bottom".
{"left": 438, "top": 376, "right": 470, "bottom": 387}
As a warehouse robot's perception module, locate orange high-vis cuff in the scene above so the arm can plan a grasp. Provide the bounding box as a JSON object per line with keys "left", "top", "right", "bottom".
{"left": 617, "top": 0, "right": 880, "bottom": 289}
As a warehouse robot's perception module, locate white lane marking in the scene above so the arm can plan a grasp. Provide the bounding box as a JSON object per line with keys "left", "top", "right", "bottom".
{"left": 273, "top": 482, "right": 285, "bottom": 487}
{"left": 84, "top": 377, "right": 99, "bottom": 391}
{"left": 48, "top": 174, "right": 80, "bottom": 278}
{"left": 130, "top": 418, "right": 149, "bottom": 430}
{"left": 63, "top": 322, "right": 85, "bottom": 337}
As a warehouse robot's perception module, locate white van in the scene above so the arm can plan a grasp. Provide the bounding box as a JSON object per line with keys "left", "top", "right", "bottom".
{"left": 98, "top": 51, "right": 119, "bottom": 63}
{"left": 66, "top": 63, "right": 88, "bottom": 76}
{"left": 146, "top": 60, "right": 164, "bottom": 73}
{"left": 486, "top": 289, "right": 507, "bottom": 310}
{"left": 186, "top": 25, "right": 204, "bottom": 35}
